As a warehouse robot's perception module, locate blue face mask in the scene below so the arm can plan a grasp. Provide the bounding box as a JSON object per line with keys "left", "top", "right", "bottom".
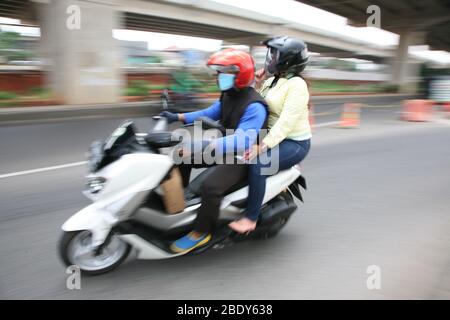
{"left": 217, "top": 73, "right": 236, "bottom": 91}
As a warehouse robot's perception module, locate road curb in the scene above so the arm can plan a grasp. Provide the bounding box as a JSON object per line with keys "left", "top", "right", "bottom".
{"left": 0, "top": 94, "right": 417, "bottom": 125}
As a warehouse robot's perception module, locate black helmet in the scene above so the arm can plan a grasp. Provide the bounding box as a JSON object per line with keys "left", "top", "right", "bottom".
{"left": 262, "top": 36, "right": 309, "bottom": 75}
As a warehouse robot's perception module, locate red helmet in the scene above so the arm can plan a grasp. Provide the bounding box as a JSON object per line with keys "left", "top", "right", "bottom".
{"left": 207, "top": 48, "right": 255, "bottom": 89}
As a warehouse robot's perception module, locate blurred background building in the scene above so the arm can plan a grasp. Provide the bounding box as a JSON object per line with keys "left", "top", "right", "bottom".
{"left": 0, "top": 0, "right": 448, "bottom": 105}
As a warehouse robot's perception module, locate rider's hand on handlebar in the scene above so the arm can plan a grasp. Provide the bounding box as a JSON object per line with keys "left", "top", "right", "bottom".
{"left": 159, "top": 111, "right": 180, "bottom": 124}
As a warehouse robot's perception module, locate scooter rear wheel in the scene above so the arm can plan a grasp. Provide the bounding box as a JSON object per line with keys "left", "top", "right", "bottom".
{"left": 260, "top": 215, "right": 291, "bottom": 239}
{"left": 59, "top": 230, "right": 131, "bottom": 275}
{"left": 254, "top": 191, "right": 294, "bottom": 239}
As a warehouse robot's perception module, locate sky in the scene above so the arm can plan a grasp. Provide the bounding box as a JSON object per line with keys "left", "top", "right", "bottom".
{"left": 113, "top": 29, "right": 222, "bottom": 51}
{"left": 0, "top": 17, "right": 40, "bottom": 36}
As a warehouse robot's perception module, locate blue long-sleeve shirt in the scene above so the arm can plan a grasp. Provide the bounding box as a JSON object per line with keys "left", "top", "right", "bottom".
{"left": 183, "top": 100, "right": 267, "bottom": 154}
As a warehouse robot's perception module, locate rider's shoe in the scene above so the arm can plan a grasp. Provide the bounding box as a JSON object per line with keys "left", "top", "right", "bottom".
{"left": 170, "top": 231, "right": 212, "bottom": 253}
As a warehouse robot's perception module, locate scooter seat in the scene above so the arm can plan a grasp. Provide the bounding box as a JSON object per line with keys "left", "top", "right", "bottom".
{"left": 184, "top": 167, "right": 214, "bottom": 201}
{"left": 184, "top": 167, "right": 248, "bottom": 201}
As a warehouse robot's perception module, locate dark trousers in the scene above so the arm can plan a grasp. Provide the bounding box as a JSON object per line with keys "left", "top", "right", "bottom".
{"left": 246, "top": 139, "right": 311, "bottom": 221}
{"left": 196, "top": 164, "right": 247, "bottom": 233}
{"left": 178, "top": 141, "right": 247, "bottom": 233}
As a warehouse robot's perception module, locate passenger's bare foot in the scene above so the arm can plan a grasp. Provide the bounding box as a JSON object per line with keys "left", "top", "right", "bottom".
{"left": 228, "top": 218, "right": 257, "bottom": 234}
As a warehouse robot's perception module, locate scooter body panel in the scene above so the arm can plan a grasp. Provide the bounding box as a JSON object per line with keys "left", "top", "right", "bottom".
{"left": 63, "top": 153, "right": 173, "bottom": 245}
{"left": 62, "top": 205, "right": 113, "bottom": 246}
{"left": 87, "top": 153, "right": 173, "bottom": 202}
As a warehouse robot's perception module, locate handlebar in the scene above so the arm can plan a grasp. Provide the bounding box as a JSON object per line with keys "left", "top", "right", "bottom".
{"left": 155, "top": 115, "right": 224, "bottom": 135}
{"left": 198, "top": 117, "right": 226, "bottom": 135}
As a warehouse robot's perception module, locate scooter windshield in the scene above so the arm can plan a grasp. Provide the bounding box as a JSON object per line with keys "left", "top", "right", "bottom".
{"left": 104, "top": 120, "right": 137, "bottom": 151}
{"left": 88, "top": 120, "right": 139, "bottom": 173}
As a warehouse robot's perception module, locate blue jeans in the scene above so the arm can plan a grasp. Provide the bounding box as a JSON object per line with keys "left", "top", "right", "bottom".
{"left": 246, "top": 139, "right": 311, "bottom": 221}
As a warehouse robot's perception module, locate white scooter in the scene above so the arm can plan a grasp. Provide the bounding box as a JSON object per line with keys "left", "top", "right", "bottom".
{"left": 59, "top": 116, "right": 306, "bottom": 275}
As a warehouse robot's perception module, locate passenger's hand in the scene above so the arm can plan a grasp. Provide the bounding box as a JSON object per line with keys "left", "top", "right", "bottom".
{"left": 159, "top": 111, "right": 179, "bottom": 124}
{"left": 243, "top": 143, "right": 267, "bottom": 162}
{"left": 255, "top": 68, "right": 266, "bottom": 89}
{"left": 243, "top": 145, "right": 258, "bottom": 162}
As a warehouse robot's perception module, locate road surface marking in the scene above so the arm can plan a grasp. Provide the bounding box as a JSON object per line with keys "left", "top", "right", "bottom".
{"left": 362, "top": 103, "right": 401, "bottom": 108}
{"left": 312, "top": 104, "right": 401, "bottom": 117}
{"left": 0, "top": 161, "right": 87, "bottom": 179}
{"left": 311, "top": 107, "right": 341, "bottom": 117}
{"left": 0, "top": 121, "right": 340, "bottom": 180}
{"left": 313, "top": 121, "right": 340, "bottom": 128}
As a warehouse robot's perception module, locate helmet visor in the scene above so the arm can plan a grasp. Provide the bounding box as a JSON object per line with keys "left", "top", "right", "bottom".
{"left": 208, "top": 64, "right": 240, "bottom": 74}
{"left": 265, "top": 47, "right": 279, "bottom": 74}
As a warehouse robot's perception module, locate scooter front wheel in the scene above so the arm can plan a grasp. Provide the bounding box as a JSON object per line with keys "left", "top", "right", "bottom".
{"left": 59, "top": 230, "right": 131, "bottom": 275}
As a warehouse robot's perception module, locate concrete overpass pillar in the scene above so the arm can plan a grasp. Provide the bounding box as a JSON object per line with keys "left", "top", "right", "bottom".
{"left": 38, "top": 0, "right": 123, "bottom": 105}
{"left": 390, "top": 31, "right": 425, "bottom": 93}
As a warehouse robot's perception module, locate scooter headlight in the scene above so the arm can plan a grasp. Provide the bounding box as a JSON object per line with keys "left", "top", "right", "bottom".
{"left": 87, "top": 176, "right": 107, "bottom": 194}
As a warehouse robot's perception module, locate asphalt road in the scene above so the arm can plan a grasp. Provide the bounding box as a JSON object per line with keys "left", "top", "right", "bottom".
{"left": 1, "top": 96, "right": 449, "bottom": 299}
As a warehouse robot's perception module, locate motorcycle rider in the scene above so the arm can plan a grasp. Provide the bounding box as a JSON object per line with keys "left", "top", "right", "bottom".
{"left": 160, "top": 48, "right": 268, "bottom": 253}
{"left": 229, "top": 36, "right": 312, "bottom": 234}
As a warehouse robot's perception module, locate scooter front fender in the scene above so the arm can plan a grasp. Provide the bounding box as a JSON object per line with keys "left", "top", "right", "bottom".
{"left": 62, "top": 204, "right": 113, "bottom": 246}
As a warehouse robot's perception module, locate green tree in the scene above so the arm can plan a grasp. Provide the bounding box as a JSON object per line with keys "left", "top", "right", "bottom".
{"left": 0, "top": 31, "right": 32, "bottom": 63}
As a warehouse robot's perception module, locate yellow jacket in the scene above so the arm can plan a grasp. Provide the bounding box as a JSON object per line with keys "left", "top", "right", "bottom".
{"left": 259, "top": 76, "right": 312, "bottom": 148}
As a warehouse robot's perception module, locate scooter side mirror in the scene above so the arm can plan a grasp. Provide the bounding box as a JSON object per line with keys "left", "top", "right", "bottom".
{"left": 160, "top": 89, "right": 170, "bottom": 110}
{"left": 152, "top": 116, "right": 168, "bottom": 132}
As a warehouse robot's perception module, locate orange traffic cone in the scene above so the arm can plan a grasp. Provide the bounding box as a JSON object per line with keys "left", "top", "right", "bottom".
{"left": 339, "top": 103, "right": 361, "bottom": 128}
{"left": 401, "top": 100, "right": 434, "bottom": 122}
{"left": 441, "top": 102, "right": 450, "bottom": 113}
{"left": 440, "top": 102, "right": 450, "bottom": 119}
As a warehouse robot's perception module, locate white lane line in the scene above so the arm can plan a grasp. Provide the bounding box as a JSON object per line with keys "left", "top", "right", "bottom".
{"left": 0, "top": 161, "right": 87, "bottom": 179}
{"left": 313, "top": 121, "right": 340, "bottom": 128}
{"left": 0, "top": 121, "right": 339, "bottom": 180}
